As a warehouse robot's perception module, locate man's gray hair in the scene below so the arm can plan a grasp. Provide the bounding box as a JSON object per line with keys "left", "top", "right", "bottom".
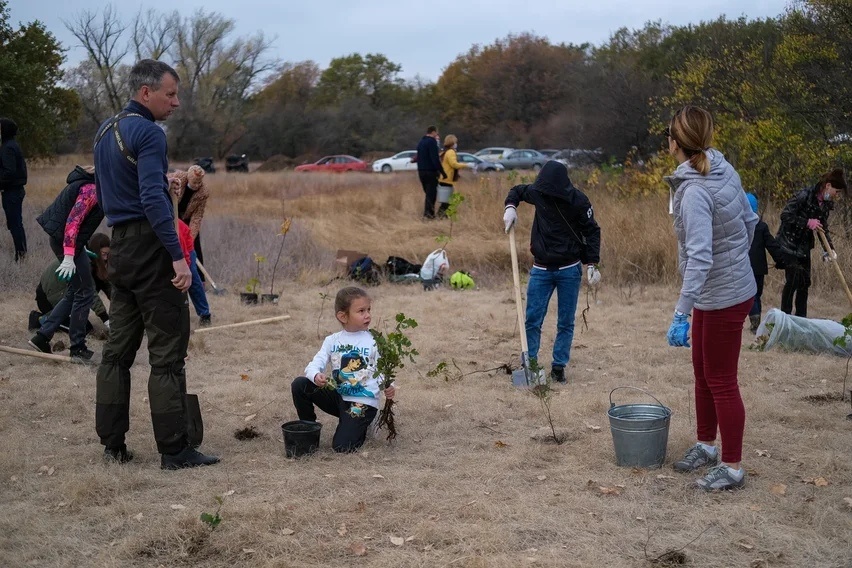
{"left": 128, "top": 59, "right": 180, "bottom": 93}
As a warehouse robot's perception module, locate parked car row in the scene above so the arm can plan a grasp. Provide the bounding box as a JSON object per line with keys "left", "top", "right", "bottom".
{"left": 287, "top": 146, "right": 603, "bottom": 174}
{"left": 191, "top": 154, "right": 251, "bottom": 173}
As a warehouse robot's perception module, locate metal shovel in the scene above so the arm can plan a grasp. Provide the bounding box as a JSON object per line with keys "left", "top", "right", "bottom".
{"left": 195, "top": 260, "right": 227, "bottom": 295}
{"left": 508, "top": 226, "right": 536, "bottom": 387}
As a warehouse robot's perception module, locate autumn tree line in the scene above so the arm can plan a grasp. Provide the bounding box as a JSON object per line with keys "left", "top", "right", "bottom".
{"left": 1, "top": 0, "right": 850, "bottom": 199}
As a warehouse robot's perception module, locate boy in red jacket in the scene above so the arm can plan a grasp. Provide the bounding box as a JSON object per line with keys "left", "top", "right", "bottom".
{"left": 178, "top": 219, "right": 212, "bottom": 326}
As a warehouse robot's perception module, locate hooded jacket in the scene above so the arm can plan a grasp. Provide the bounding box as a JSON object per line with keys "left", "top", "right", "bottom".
{"left": 504, "top": 161, "right": 601, "bottom": 267}
{"left": 37, "top": 166, "right": 103, "bottom": 253}
{"left": 776, "top": 184, "right": 834, "bottom": 260}
{"left": 171, "top": 166, "right": 209, "bottom": 239}
{"left": 0, "top": 119, "right": 27, "bottom": 190}
{"left": 667, "top": 149, "right": 758, "bottom": 314}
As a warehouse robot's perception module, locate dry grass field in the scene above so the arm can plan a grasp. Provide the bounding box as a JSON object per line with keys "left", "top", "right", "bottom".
{"left": 0, "top": 158, "right": 850, "bottom": 567}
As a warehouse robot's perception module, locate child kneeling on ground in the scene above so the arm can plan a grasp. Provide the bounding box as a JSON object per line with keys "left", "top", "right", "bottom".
{"left": 291, "top": 286, "right": 396, "bottom": 453}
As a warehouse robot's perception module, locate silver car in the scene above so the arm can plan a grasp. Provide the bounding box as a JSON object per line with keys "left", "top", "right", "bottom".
{"left": 500, "top": 149, "right": 548, "bottom": 171}
{"left": 457, "top": 152, "right": 505, "bottom": 172}
{"left": 474, "top": 147, "right": 514, "bottom": 162}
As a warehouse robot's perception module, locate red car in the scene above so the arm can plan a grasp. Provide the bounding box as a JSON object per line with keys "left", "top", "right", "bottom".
{"left": 294, "top": 155, "right": 370, "bottom": 173}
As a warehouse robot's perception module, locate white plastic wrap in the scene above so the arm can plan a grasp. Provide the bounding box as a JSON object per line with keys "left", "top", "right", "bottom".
{"left": 755, "top": 308, "right": 852, "bottom": 357}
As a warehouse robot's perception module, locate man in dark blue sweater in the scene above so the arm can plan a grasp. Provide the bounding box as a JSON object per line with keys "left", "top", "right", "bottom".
{"left": 94, "top": 59, "right": 219, "bottom": 470}
{"left": 416, "top": 125, "right": 445, "bottom": 219}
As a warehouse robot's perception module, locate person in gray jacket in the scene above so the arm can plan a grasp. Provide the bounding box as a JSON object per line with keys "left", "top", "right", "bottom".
{"left": 665, "top": 105, "right": 758, "bottom": 492}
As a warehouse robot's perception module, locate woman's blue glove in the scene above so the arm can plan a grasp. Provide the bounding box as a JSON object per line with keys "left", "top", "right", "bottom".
{"left": 667, "top": 311, "right": 690, "bottom": 347}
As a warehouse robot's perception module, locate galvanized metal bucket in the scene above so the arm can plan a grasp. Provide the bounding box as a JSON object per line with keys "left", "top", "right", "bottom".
{"left": 608, "top": 387, "right": 671, "bottom": 469}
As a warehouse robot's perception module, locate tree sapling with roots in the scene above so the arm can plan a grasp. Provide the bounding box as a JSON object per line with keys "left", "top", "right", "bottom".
{"left": 529, "top": 358, "right": 564, "bottom": 444}
{"left": 370, "top": 313, "right": 419, "bottom": 441}
{"left": 269, "top": 218, "right": 292, "bottom": 298}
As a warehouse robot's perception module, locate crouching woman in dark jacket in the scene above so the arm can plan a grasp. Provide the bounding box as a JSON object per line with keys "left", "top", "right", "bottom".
{"left": 776, "top": 168, "right": 847, "bottom": 317}
{"left": 28, "top": 166, "right": 103, "bottom": 362}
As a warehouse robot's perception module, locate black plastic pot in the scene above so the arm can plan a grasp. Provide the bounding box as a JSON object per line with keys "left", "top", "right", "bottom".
{"left": 282, "top": 420, "right": 322, "bottom": 458}
{"left": 240, "top": 292, "right": 258, "bottom": 305}
{"left": 261, "top": 293, "right": 279, "bottom": 305}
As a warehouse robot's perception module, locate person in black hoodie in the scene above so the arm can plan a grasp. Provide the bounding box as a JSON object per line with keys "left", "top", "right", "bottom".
{"left": 775, "top": 168, "right": 846, "bottom": 317}
{"left": 503, "top": 161, "right": 601, "bottom": 383}
{"left": 745, "top": 193, "right": 785, "bottom": 332}
{"left": 415, "top": 125, "right": 446, "bottom": 219}
{"left": 0, "top": 118, "right": 28, "bottom": 261}
{"left": 28, "top": 166, "right": 102, "bottom": 362}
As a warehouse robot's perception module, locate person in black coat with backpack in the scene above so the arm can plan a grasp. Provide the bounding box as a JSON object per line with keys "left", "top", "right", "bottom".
{"left": 745, "top": 193, "right": 785, "bottom": 332}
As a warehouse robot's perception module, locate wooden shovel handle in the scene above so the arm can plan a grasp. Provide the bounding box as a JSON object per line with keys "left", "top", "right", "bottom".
{"left": 509, "top": 227, "right": 529, "bottom": 353}
{"left": 815, "top": 228, "right": 852, "bottom": 309}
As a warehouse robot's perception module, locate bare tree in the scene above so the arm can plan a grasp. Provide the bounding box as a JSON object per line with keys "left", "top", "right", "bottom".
{"left": 64, "top": 5, "right": 128, "bottom": 114}
{"left": 131, "top": 8, "right": 179, "bottom": 61}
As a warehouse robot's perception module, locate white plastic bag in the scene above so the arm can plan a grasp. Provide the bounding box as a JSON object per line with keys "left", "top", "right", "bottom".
{"left": 756, "top": 308, "right": 852, "bottom": 357}
{"left": 420, "top": 249, "right": 449, "bottom": 281}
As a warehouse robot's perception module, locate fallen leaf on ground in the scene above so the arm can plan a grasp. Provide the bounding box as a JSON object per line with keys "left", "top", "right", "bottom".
{"left": 47, "top": 467, "right": 55, "bottom": 476}
{"left": 349, "top": 542, "right": 367, "bottom": 556}
{"left": 240, "top": 374, "right": 250, "bottom": 381}
{"left": 324, "top": 474, "right": 335, "bottom": 478}
{"left": 444, "top": 404, "right": 453, "bottom": 408}
{"left": 338, "top": 524, "right": 348, "bottom": 536}
{"left": 755, "top": 449, "right": 771, "bottom": 457}
{"left": 223, "top": 490, "right": 235, "bottom": 496}
{"left": 814, "top": 477, "right": 829, "bottom": 487}
{"left": 656, "top": 474, "right": 675, "bottom": 480}
{"left": 536, "top": 475, "right": 547, "bottom": 481}
{"left": 281, "top": 528, "right": 295, "bottom": 535}
{"left": 133, "top": 513, "right": 144, "bottom": 520}
{"left": 372, "top": 474, "right": 385, "bottom": 479}
{"left": 737, "top": 541, "right": 755, "bottom": 550}
{"left": 843, "top": 497, "right": 852, "bottom": 509}
{"left": 494, "top": 440, "right": 508, "bottom": 448}
{"left": 599, "top": 486, "right": 621, "bottom": 495}
{"left": 390, "top": 536, "right": 404, "bottom": 546}
{"left": 170, "top": 504, "right": 186, "bottom": 510}
{"left": 770, "top": 483, "right": 787, "bottom": 496}
{"left": 748, "top": 505, "right": 761, "bottom": 512}
{"left": 405, "top": 536, "right": 415, "bottom": 542}
{"left": 585, "top": 424, "right": 602, "bottom": 432}
{"left": 244, "top": 413, "right": 257, "bottom": 422}
{"left": 242, "top": 548, "right": 255, "bottom": 554}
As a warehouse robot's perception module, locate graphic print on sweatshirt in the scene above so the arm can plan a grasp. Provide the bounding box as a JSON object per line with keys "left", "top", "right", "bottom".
{"left": 329, "top": 344, "right": 378, "bottom": 401}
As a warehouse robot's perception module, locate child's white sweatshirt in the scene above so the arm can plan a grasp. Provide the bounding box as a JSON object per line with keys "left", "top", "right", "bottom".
{"left": 304, "top": 330, "right": 383, "bottom": 409}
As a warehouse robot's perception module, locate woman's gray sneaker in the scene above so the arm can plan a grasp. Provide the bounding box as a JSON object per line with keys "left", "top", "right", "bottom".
{"left": 673, "top": 443, "right": 719, "bottom": 472}
{"left": 696, "top": 465, "right": 746, "bottom": 491}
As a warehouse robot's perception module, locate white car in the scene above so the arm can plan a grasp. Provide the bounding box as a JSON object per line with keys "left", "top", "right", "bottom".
{"left": 474, "top": 147, "right": 514, "bottom": 162}
{"left": 372, "top": 150, "right": 418, "bottom": 173}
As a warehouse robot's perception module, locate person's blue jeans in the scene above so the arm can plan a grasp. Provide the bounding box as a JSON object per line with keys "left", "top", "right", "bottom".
{"left": 39, "top": 238, "right": 95, "bottom": 351}
{"left": 1, "top": 188, "right": 27, "bottom": 259}
{"left": 525, "top": 264, "right": 582, "bottom": 369}
{"left": 188, "top": 251, "right": 210, "bottom": 317}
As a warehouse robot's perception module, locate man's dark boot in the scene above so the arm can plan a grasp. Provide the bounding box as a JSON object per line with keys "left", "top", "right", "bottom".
{"left": 161, "top": 447, "right": 220, "bottom": 470}
{"left": 551, "top": 366, "right": 566, "bottom": 384}
{"left": 104, "top": 445, "right": 134, "bottom": 464}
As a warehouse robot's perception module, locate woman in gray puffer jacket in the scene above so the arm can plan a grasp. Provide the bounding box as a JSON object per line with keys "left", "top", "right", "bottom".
{"left": 665, "top": 105, "right": 758, "bottom": 492}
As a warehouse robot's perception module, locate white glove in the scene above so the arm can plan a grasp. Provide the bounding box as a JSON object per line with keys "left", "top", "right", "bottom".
{"left": 503, "top": 206, "right": 518, "bottom": 233}
{"left": 103, "top": 320, "right": 110, "bottom": 331}
{"left": 586, "top": 265, "right": 601, "bottom": 286}
{"left": 830, "top": 249, "right": 838, "bottom": 261}
{"left": 56, "top": 255, "right": 76, "bottom": 281}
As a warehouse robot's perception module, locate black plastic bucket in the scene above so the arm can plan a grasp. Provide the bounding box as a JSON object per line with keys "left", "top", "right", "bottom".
{"left": 281, "top": 420, "right": 322, "bottom": 458}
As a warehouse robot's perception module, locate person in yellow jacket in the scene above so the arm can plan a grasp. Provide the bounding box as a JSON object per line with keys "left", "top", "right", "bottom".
{"left": 437, "top": 134, "right": 473, "bottom": 218}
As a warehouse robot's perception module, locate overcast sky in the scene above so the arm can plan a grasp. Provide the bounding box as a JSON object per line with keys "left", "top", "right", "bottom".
{"left": 12, "top": 0, "right": 791, "bottom": 81}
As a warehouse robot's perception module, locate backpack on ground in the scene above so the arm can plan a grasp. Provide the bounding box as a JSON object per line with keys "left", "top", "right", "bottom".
{"left": 450, "top": 271, "right": 475, "bottom": 289}
{"left": 385, "top": 256, "right": 422, "bottom": 276}
{"left": 349, "top": 256, "right": 380, "bottom": 285}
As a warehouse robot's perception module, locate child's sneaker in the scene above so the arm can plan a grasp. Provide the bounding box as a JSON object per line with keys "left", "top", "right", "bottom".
{"left": 28, "top": 332, "right": 52, "bottom": 354}
{"left": 695, "top": 465, "right": 746, "bottom": 491}
{"left": 749, "top": 314, "right": 760, "bottom": 333}
{"left": 673, "top": 443, "right": 719, "bottom": 472}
